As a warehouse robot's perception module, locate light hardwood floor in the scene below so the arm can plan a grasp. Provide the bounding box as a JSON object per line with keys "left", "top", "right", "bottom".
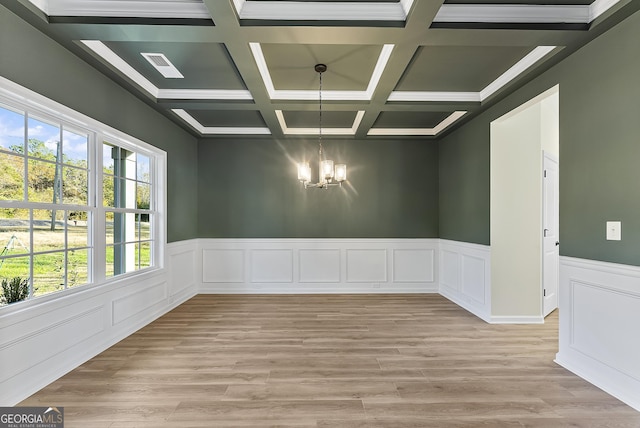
{"left": 21, "top": 294, "right": 640, "bottom": 427}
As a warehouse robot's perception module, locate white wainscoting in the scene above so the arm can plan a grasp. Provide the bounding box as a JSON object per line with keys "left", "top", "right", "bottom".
{"left": 0, "top": 239, "right": 199, "bottom": 406}
{"left": 6, "top": 238, "right": 640, "bottom": 414}
{"left": 199, "top": 239, "right": 439, "bottom": 294}
{"left": 556, "top": 256, "right": 640, "bottom": 412}
{"left": 438, "top": 239, "right": 492, "bottom": 322}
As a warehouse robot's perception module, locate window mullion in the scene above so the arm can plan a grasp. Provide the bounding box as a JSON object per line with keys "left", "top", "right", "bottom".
{"left": 92, "top": 132, "right": 106, "bottom": 283}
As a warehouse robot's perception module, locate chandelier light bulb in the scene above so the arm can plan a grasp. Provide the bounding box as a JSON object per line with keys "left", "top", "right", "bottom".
{"left": 335, "top": 164, "right": 347, "bottom": 182}
{"left": 321, "top": 159, "right": 334, "bottom": 180}
{"left": 298, "top": 162, "right": 311, "bottom": 183}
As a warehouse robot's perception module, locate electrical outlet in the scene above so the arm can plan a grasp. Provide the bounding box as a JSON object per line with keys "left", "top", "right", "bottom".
{"left": 606, "top": 221, "right": 621, "bottom": 241}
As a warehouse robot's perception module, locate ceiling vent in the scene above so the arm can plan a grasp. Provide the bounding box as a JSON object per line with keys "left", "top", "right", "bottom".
{"left": 141, "top": 53, "right": 184, "bottom": 79}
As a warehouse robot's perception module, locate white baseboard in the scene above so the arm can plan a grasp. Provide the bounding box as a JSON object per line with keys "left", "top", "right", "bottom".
{"left": 556, "top": 256, "right": 640, "bottom": 412}
{"left": 555, "top": 353, "right": 640, "bottom": 412}
{"left": 200, "top": 283, "right": 438, "bottom": 294}
{"left": 489, "top": 315, "right": 544, "bottom": 324}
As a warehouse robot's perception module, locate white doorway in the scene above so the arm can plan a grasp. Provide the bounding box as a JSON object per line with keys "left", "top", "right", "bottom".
{"left": 543, "top": 152, "right": 559, "bottom": 316}
{"left": 490, "top": 85, "right": 559, "bottom": 322}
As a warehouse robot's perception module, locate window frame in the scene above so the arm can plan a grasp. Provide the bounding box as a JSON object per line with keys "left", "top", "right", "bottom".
{"left": 0, "top": 76, "right": 166, "bottom": 308}
{"left": 99, "top": 137, "right": 160, "bottom": 278}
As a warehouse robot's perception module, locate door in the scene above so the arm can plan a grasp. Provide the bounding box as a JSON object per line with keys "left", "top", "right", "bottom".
{"left": 543, "top": 152, "right": 559, "bottom": 316}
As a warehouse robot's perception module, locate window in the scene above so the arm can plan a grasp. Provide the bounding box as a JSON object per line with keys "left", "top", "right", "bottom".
{"left": 102, "top": 142, "right": 154, "bottom": 276}
{"left": 0, "top": 78, "right": 165, "bottom": 306}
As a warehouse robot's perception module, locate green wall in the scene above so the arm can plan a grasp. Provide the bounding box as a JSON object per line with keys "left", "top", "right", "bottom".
{"left": 438, "top": 9, "right": 640, "bottom": 265}
{"left": 4, "top": 1, "right": 640, "bottom": 264}
{"left": 438, "top": 121, "right": 490, "bottom": 245}
{"left": 0, "top": 5, "right": 199, "bottom": 242}
{"left": 557, "top": 10, "right": 640, "bottom": 265}
{"left": 198, "top": 138, "right": 439, "bottom": 238}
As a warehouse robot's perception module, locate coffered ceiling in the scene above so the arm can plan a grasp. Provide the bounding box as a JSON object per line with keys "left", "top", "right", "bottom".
{"left": 2, "top": 0, "right": 636, "bottom": 139}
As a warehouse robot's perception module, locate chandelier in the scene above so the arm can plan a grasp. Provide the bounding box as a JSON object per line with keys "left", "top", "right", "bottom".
{"left": 297, "top": 64, "right": 347, "bottom": 189}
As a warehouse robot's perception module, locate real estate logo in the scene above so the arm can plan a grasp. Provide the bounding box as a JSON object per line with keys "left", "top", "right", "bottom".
{"left": 0, "top": 407, "right": 64, "bottom": 428}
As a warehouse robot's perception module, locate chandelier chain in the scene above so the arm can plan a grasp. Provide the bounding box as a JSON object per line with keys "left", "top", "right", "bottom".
{"left": 319, "top": 68, "right": 323, "bottom": 148}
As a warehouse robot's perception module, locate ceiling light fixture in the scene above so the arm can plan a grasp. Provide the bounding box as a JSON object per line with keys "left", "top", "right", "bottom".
{"left": 297, "top": 64, "right": 346, "bottom": 189}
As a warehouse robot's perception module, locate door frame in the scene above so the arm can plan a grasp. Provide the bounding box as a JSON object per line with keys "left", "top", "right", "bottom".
{"left": 542, "top": 151, "right": 559, "bottom": 317}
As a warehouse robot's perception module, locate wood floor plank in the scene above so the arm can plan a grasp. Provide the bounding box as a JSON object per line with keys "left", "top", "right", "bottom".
{"left": 18, "top": 294, "right": 640, "bottom": 426}
{"left": 224, "top": 381, "right": 400, "bottom": 401}
{"left": 317, "top": 419, "right": 525, "bottom": 427}
{"left": 168, "top": 399, "right": 365, "bottom": 421}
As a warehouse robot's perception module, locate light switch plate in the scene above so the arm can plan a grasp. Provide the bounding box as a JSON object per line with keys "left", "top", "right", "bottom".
{"left": 606, "top": 221, "right": 621, "bottom": 240}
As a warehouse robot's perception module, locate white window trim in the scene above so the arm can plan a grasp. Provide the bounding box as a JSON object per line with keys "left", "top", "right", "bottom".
{"left": 0, "top": 76, "right": 167, "bottom": 306}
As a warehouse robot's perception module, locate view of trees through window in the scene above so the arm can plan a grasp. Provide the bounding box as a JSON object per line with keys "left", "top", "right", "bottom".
{"left": 103, "top": 142, "right": 153, "bottom": 277}
{"left": 0, "top": 96, "right": 157, "bottom": 306}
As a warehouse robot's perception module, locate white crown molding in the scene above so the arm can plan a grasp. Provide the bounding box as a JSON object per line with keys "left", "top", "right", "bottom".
{"left": 157, "top": 89, "right": 253, "bottom": 100}
{"left": 82, "top": 41, "right": 252, "bottom": 101}
{"left": 271, "top": 90, "right": 372, "bottom": 102}
{"left": 590, "top": 0, "right": 621, "bottom": 22}
{"left": 275, "top": 110, "right": 364, "bottom": 135}
{"left": 434, "top": 1, "right": 621, "bottom": 24}
{"left": 26, "top": 0, "right": 48, "bottom": 14}
{"left": 367, "top": 44, "right": 395, "bottom": 98}
{"left": 172, "top": 109, "right": 271, "bottom": 135}
{"left": 367, "top": 111, "right": 466, "bottom": 136}
{"left": 434, "top": 4, "right": 590, "bottom": 24}
{"left": 399, "top": 0, "right": 414, "bottom": 16}
{"left": 432, "top": 110, "right": 467, "bottom": 134}
{"left": 249, "top": 42, "right": 276, "bottom": 95}
{"left": 389, "top": 46, "right": 555, "bottom": 103}
{"left": 82, "top": 40, "right": 159, "bottom": 97}
{"left": 39, "top": 0, "right": 211, "bottom": 19}
{"left": 480, "top": 45, "right": 555, "bottom": 100}
{"left": 250, "top": 43, "right": 394, "bottom": 101}
{"left": 388, "top": 91, "right": 480, "bottom": 103}
{"left": 34, "top": 0, "right": 617, "bottom": 24}
{"left": 233, "top": 0, "right": 412, "bottom": 21}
